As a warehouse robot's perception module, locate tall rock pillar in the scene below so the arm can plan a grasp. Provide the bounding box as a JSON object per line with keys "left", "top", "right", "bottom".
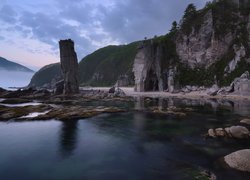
{"left": 59, "top": 39, "right": 79, "bottom": 94}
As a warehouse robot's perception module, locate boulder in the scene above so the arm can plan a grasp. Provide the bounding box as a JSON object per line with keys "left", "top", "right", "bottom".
{"left": 240, "top": 118, "right": 250, "bottom": 125}
{"left": 208, "top": 129, "right": 216, "bottom": 138}
{"left": 207, "top": 84, "right": 219, "bottom": 96}
{"left": 207, "top": 126, "right": 249, "bottom": 139}
{"left": 229, "top": 126, "right": 249, "bottom": 139}
{"left": 114, "top": 88, "right": 126, "bottom": 97}
{"left": 108, "top": 86, "right": 115, "bottom": 93}
{"left": 214, "top": 128, "right": 226, "bottom": 137}
{"left": 109, "top": 87, "right": 126, "bottom": 97}
{"left": 224, "top": 149, "right": 250, "bottom": 172}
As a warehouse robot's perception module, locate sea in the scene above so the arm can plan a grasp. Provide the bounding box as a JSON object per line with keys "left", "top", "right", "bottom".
{"left": 0, "top": 70, "right": 34, "bottom": 90}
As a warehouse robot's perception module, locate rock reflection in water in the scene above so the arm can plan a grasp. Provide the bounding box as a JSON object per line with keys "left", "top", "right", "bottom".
{"left": 134, "top": 96, "right": 250, "bottom": 116}
{"left": 59, "top": 121, "right": 79, "bottom": 158}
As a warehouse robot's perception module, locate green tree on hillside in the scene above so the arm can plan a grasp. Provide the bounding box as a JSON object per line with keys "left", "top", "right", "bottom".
{"left": 183, "top": 4, "right": 197, "bottom": 21}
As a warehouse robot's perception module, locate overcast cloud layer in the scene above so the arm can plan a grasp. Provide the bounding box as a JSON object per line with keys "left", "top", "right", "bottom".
{"left": 0, "top": 0, "right": 207, "bottom": 70}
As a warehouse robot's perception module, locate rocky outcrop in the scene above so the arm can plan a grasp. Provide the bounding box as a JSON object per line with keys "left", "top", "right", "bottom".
{"left": 133, "top": 41, "right": 169, "bottom": 92}
{"left": 207, "top": 126, "right": 249, "bottom": 139}
{"left": 176, "top": 10, "right": 233, "bottom": 68}
{"left": 207, "top": 71, "right": 250, "bottom": 96}
{"left": 233, "top": 71, "right": 250, "bottom": 96}
{"left": 108, "top": 87, "right": 126, "bottom": 97}
{"left": 59, "top": 39, "right": 79, "bottom": 95}
{"left": 224, "top": 45, "right": 246, "bottom": 73}
{"left": 133, "top": 42, "right": 163, "bottom": 92}
{"left": 224, "top": 149, "right": 250, "bottom": 172}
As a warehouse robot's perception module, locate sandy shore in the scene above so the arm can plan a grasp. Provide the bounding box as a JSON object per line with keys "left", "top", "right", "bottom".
{"left": 80, "top": 87, "right": 250, "bottom": 101}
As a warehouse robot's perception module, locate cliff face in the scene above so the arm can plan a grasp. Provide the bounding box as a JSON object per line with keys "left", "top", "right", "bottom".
{"left": 176, "top": 10, "right": 233, "bottom": 68}
{"left": 133, "top": 42, "right": 163, "bottom": 92}
{"left": 133, "top": 0, "right": 250, "bottom": 92}
{"left": 59, "top": 39, "right": 79, "bottom": 94}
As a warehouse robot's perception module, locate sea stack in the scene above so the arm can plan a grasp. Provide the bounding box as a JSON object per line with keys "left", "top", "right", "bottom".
{"left": 59, "top": 39, "right": 79, "bottom": 94}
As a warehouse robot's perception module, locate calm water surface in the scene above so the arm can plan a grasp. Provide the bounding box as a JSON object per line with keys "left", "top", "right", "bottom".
{"left": 0, "top": 98, "right": 250, "bottom": 180}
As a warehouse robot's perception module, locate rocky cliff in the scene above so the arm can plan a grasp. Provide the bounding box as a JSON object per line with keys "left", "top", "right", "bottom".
{"left": 133, "top": 0, "right": 250, "bottom": 92}
{"left": 59, "top": 39, "right": 79, "bottom": 94}
{"left": 30, "top": 0, "right": 250, "bottom": 90}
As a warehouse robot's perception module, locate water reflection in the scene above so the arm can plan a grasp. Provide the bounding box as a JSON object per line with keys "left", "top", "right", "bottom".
{"left": 134, "top": 96, "right": 250, "bottom": 116}
{"left": 59, "top": 120, "right": 79, "bottom": 158}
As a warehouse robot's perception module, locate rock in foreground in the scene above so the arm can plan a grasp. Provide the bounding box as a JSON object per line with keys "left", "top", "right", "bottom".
{"left": 224, "top": 149, "right": 250, "bottom": 172}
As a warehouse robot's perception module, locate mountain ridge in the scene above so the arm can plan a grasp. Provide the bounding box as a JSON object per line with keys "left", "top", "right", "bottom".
{"left": 28, "top": 0, "right": 250, "bottom": 89}
{"left": 0, "top": 56, "right": 34, "bottom": 73}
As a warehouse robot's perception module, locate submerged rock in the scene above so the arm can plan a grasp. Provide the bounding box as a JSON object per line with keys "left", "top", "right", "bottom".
{"left": 224, "top": 149, "right": 250, "bottom": 172}
{"left": 34, "top": 106, "right": 126, "bottom": 121}
{"left": 0, "top": 104, "right": 52, "bottom": 121}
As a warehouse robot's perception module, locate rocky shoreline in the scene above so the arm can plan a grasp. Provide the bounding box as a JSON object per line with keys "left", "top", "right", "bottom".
{"left": 1, "top": 85, "right": 250, "bottom": 174}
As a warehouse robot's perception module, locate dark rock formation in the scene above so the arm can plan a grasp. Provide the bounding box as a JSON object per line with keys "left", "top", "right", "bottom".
{"left": 108, "top": 87, "right": 126, "bottom": 97}
{"left": 59, "top": 39, "right": 79, "bottom": 95}
{"left": 54, "top": 80, "right": 64, "bottom": 95}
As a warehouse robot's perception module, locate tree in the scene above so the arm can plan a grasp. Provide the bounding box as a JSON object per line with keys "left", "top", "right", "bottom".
{"left": 183, "top": 3, "right": 197, "bottom": 21}
{"left": 170, "top": 21, "right": 178, "bottom": 33}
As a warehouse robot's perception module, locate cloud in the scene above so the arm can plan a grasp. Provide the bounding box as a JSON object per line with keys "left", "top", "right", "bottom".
{"left": 97, "top": 0, "right": 207, "bottom": 42}
{"left": 0, "top": 4, "right": 18, "bottom": 23}
{"left": 0, "top": 0, "right": 208, "bottom": 68}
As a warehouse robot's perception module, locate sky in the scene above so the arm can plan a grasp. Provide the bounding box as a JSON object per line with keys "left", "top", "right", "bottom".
{"left": 0, "top": 0, "right": 208, "bottom": 71}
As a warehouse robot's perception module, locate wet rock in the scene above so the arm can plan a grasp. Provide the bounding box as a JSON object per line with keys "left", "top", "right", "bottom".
{"left": 35, "top": 106, "right": 126, "bottom": 120}
{"left": 59, "top": 39, "right": 79, "bottom": 95}
{"left": 207, "top": 126, "right": 249, "bottom": 139}
{"left": 54, "top": 80, "right": 64, "bottom": 95}
{"left": 224, "top": 149, "right": 250, "bottom": 172}
{"left": 208, "top": 129, "right": 216, "bottom": 138}
{"left": 114, "top": 88, "right": 126, "bottom": 97}
{"left": 0, "top": 104, "right": 52, "bottom": 121}
{"left": 240, "top": 118, "right": 250, "bottom": 125}
{"left": 214, "top": 128, "right": 226, "bottom": 137}
{"left": 3, "top": 87, "right": 36, "bottom": 98}
{"left": 108, "top": 86, "right": 115, "bottom": 93}
{"left": 1, "top": 98, "right": 32, "bottom": 104}
{"left": 108, "top": 87, "right": 126, "bottom": 97}
{"left": 229, "top": 126, "right": 249, "bottom": 139}
{"left": 32, "top": 89, "right": 51, "bottom": 98}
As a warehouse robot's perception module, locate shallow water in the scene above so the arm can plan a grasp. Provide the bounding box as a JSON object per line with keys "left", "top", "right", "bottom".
{"left": 0, "top": 102, "right": 42, "bottom": 107}
{"left": 0, "top": 98, "right": 250, "bottom": 180}
{"left": 20, "top": 110, "right": 51, "bottom": 118}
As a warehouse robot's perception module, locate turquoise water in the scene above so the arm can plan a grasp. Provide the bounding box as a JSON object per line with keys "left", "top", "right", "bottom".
{"left": 0, "top": 98, "right": 249, "bottom": 179}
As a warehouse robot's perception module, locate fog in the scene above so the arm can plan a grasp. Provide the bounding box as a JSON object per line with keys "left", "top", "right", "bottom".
{"left": 0, "top": 70, "right": 34, "bottom": 89}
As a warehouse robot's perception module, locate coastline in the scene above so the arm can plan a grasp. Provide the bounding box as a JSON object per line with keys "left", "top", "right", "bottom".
{"left": 80, "top": 87, "right": 250, "bottom": 101}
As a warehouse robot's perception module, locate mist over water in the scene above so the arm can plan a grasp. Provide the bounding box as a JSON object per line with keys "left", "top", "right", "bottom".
{"left": 0, "top": 70, "right": 34, "bottom": 89}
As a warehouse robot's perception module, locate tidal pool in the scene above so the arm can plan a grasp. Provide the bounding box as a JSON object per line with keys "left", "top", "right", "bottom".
{"left": 0, "top": 98, "right": 249, "bottom": 180}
